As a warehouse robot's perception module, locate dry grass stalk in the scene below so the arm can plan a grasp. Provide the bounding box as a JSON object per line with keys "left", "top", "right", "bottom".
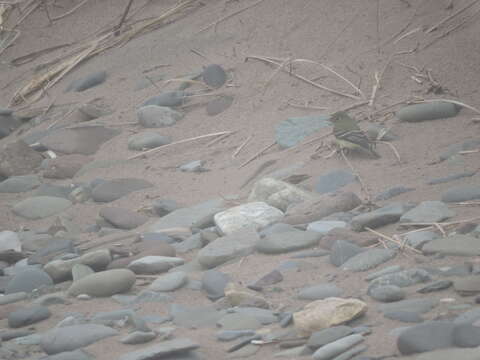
{"left": 369, "top": 55, "right": 393, "bottom": 107}
{"left": 459, "top": 149, "right": 480, "bottom": 154}
{"left": 206, "top": 131, "right": 235, "bottom": 147}
{"left": 232, "top": 134, "right": 253, "bottom": 158}
{"left": 452, "top": 201, "right": 480, "bottom": 206}
{"left": 339, "top": 149, "right": 371, "bottom": 202}
{"left": 198, "top": 0, "right": 266, "bottom": 33}
{"left": 0, "top": 28, "right": 19, "bottom": 55}
{"left": 365, "top": 227, "right": 422, "bottom": 254}
{"left": 426, "top": 0, "right": 480, "bottom": 33}
{"left": 51, "top": 0, "right": 90, "bottom": 21}
{"left": 393, "top": 27, "right": 421, "bottom": 44}
{"left": 246, "top": 55, "right": 361, "bottom": 100}
{"left": 285, "top": 100, "right": 327, "bottom": 110}
{"left": 377, "top": 140, "right": 401, "bottom": 164}
{"left": 128, "top": 131, "right": 233, "bottom": 160}
{"left": 398, "top": 216, "right": 480, "bottom": 230}
{"left": 239, "top": 141, "right": 276, "bottom": 168}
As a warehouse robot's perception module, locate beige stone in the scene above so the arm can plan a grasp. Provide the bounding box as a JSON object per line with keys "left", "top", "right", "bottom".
{"left": 293, "top": 297, "right": 367, "bottom": 336}
{"left": 224, "top": 282, "right": 270, "bottom": 309}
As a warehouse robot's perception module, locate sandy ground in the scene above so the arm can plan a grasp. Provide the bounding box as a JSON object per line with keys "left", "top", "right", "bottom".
{"left": 1, "top": 0, "right": 480, "bottom": 359}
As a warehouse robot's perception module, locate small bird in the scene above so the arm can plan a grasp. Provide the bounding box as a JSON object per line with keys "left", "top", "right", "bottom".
{"left": 330, "top": 111, "right": 380, "bottom": 158}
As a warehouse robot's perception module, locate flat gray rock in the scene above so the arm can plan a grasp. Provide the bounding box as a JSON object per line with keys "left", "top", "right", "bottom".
{"left": 330, "top": 240, "right": 364, "bottom": 267}
{"left": 0, "top": 230, "right": 21, "bottom": 253}
{"left": 417, "top": 280, "right": 452, "bottom": 294}
{"left": 396, "top": 347, "right": 480, "bottom": 360}
{"left": 217, "top": 313, "right": 262, "bottom": 330}
{"left": 307, "top": 220, "right": 347, "bottom": 234}
{"left": 384, "top": 310, "right": 423, "bottom": 323}
{"left": 439, "top": 139, "right": 480, "bottom": 161}
{"left": 0, "top": 140, "right": 44, "bottom": 177}
{"left": 396, "top": 101, "right": 459, "bottom": 122}
{"left": 378, "top": 298, "right": 439, "bottom": 314}
{"left": 38, "top": 349, "right": 94, "bottom": 360}
{"left": 314, "top": 169, "right": 356, "bottom": 194}
{"left": 128, "top": 131, "right": 171, "bottom": 151}
{"left": 342, "top": 249, "right": 396, "bottom": 272}
{"left": 67, "top": 269, "right": 136, "bottom": 297}
{"left": 231, "top": 307, "right": 278, "bottom": 325}
{"left": 397, "top": 321, "right": 455, "bottom": 355}
{"left": 34, "top": 183, "right": 72, "bottom": 199}
{"left": 374, "top": 186, "right": 415, "bottom": 201}
{"left": 207, "top": 95, "right": 233, "bottom": 116}
{"left": 400, "top": 201, "right": 455, "bottom": 223}
{"left": 368, "top": 268, "right": 432, "bottom": 292}
{"left": 256, "top": 230, "right": 321, "bottom": 254}
{"left": 0, "top": 175, "right": 40, "bottom": 193}
{"left": 128, "top": 256, "right": 184, "bottom": 274}
{"left": 369, "top": 285, "right": 406, "bottom": 302}
{"left": 454, "top": 276, "right": 480, "bottom": 296}
{"left": 351, "top": 202, "right": 414, "bottom": 231}
{"left": 276, "top": 115, "right": 331, "bottom": 149}
{"left": 118, "top": 338, "right": 199, "bottom": 360}
{"left": 312, "top": 334, "right": 364, "bottom": 360}
{"left": 452, "top": 323, "right": 480, "bottom": 347}
{"left": 405, "top": 231, "right": 438, "bottom": 250}
{"left": 169, "top": 303, "right": 223, "bottom": 328}
{"left": 6, "top": 268, "right": 53, "bottom": 294}
{"left": 298, "top": 283, "right": 343, "bottom": 300}
{"left": 99, "top": 207, "right": 149, "bottom": 230}
{"left": 202, "top": 270, "right": 230, "bottom": 300}
{"left": 67, "top": 70, "right": 107, "bottom": 92}
{"left": 92, "top": 178, "right": 152, "bottom": 202}
{"left": 149, "top": 271, "right": 188, "bottom": 292}
{"left": 8, "top": 305, "right": 51, "bottom": 328}
{"left": 365, "top": 265, "right": 403, "bottom": 281}
{"left": 120, "top": 330, "right": 157, "bottom": 344}
{"left": 203, "top": 64, "right": 227, "bottom": 88}
{"left": 142, "top": 91, "right": 187, "bottom": 107}
{"left": 150, "top": 198, "right": 225, "bottom": 231}
{"left": 137, "top": 105, "right": 183, "bottom": 128}
{"left": 442, "top": 185, "right": 480, "bottom": 202}
{"left": 422, "top": 235, "right": 480, "bottom": 256}
{"left": 13, "top": 196, "right": 72, "bottom": 219}
{"left": 40, "top": 125, "right": 119, "bottom": 155}
{"left": 307, "top": 325, "right": 353, "bottom": 350}
{"left": 41, "top": 324, "right": 118, "bottom": 354}
{"left": 198, "top": 228, "right": 258, "bottom": 268}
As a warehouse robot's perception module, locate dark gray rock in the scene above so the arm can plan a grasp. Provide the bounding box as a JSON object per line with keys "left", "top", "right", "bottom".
{"left": 128, "top": 132, "right": 171, "bottom": 151}
{"left": 142, "top": 91, "right": 187, "bottom": 107}
{"left": 202, "top": 270, "right": 230, "bottom": 300}
{"left": 454, "top": 308, "right": 480, "bottom": 325}
{"left": 351, "top": 202, "right": 415, "bottom": 231}
{"left": 8, "top": 305, "right": 51, "bottom": 328}
{"left": 203, "top": 64, "right": 227, "bottom": 88}
{"left": 379, "top": 298, "right": 438, "bottom": 315}
{"left": 442, "top": 185, "right": 480, "bottom": 203}
{"left": 454, "top": 275, "right": 480, "bottom": 296}
{"left": 169, "top": 304, "right": 223, "bottom": 328}
{"left": 67, "top": 71, "right": 107, "bottom": 92}
{"left": 118, "top": 338, "right": 199, "bottom": 360}
{"left": 427, "top": 171, "right": 476, "bottom": 185}
{"left": 217, "top": 330, "right": 256, "bottom": 341}
{"left": 452, "top": 323, "right": 480, "bottom": 347}
{"left": 315, "top": 169, "right": 356, "bottom": 194}
{"left": 417, "top": 280, "right": 452, "bottom": 293}
{"left": 397, "top": 321, "right": 455, "bottom": 355}
{"left": 276, "top": 115, "right": 331, "bottom": 149}
{"left": 92, "top": 178, "right": 152, "bottom": 202}
{"left": 0, "top": 140, "right": 44, "bottom": 177}
{"left": 312, "top": 334, "right": 364, "bottom": 360}
{"left": 365, "top": 265, "right": 403, "bottom": 281}
{"left": 137, "top": 105, "right": 183, "bottom": 128}
{"left": 231, "top": 307, "right": 278, "bottom": 325}
{"left": 13, "top": 196, "right": 72, "bottom": 220}
{"left": 396, "top": 101, "right": 459, "bottom": 122}
{"left": 99, "top": 207, "right": 149, "bottom": 230}
{"left": 374, "top": 186, "right": 415, "bottom": 201}
{"left": 298, "top": 283, "right": 343, "bottom": 300}
{"left": 256, "top": 230, "right": 321, "bottom": 254}
{"left": 405, "top": 231, "right": 438, "bottom": 250}
{"left": 6, "top": 268, "right": 53, "bottom": 294}
{"left": 217, "top": 313, "right": 262, "bottom": 330}
{"left": 400, "top": 201, "right": 455, "bottom": 223}
{"left": 307, "top": 325, "right": 354, "bottom": 350}
{"left": 342, "top": 249, "right": 396, "bottom": 272}
{"left": 368, "top": 268, "right": 432, "bottom": 292}
{"left": 384, "top": 311, "right": 423, "bottom": 323}
{"left": 207, "top": 95, "right": 234, "bottom": 116}
{"left": 369, "top": 285, "right": 406, "bottom": 302}
{"left": 34, "top": 183, "right": 73, "bottom": 198}
{"left": 247, "top": 269, "right": 283, "bottom": 291}
{"left": 422, "top": 235, "right": 480, "bottom": 256}
{"left": 0, "top": 175, "right": 41, "bottom": 193}
{"left": 330, "top": 240, "right": 364, "bottom": 267}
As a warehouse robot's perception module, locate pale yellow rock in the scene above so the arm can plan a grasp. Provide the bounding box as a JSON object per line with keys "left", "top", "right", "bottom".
{"left": 224, "top": 282, "right": 270, "bottom": 309}
{"left": 293, "top": 297, "right": 367, "bottom": 336}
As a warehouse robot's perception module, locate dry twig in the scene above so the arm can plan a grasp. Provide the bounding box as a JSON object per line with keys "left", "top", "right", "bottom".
{"left": 369, "top": 55, "right": 393, "bottom": 107}
{"left": 239, "top": 141, "right": 277, "bottom": 168}
{"left": 426, "top": 0, "right": 480, "bottom": 33}
{"left": 339, "top": 149, "right": 371, "bottom": 202}
{"left": 232, "top": 134, "right": 253, "bottom": 158}
{"left": 51, "top": 0, "right": 90, "bottom": 21}
{"left": 365, "top": 227, "right": 422, "bottom": 254}
{"left": 376, "top": 140, "right": 401, "bottom": 164}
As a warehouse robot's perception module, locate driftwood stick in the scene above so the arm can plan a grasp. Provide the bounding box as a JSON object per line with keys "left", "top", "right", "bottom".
{"left": 128, "top": 131, "right": 233, "bottom": 160}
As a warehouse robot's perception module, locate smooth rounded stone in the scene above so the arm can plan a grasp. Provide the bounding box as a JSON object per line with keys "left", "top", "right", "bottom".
{"left": 342, "top": 249, "right": 397, "bottom": 272}
{"left": 150, "top": 198, "right": 226, "bottom": 231}
{"left": 365, "top": 265, "right": 403, "bottom": 281}
{"left": 224, "top": 282, "right": 269, "bottom": 309}
{"left": 247, "top": 269, "right": 283, "bottom": 291}
{"left": 67, "top": 70, "right": 107, "bottom": 92}
{"left": 400, "top": 201, "right": 455, "bottom": 223}
{"left": 330, "top": 240, "right": 364, "bottom": 267}
{"left": 259, "top": 223, "right": 299, "bottom": 238}
{"left": 442, "top": 185, "right": 480, "bottom": 203}
{"left": 405, "top": 231, "right": 438, "bottom": 250}
{"left": 231, "top": 307, "right": 278, "bottom": 325}
{"left": 13, "top": 196, "right": 72, "bottom": 219}
{"left": 0, "top": 329, "right": 35, "bottom": 341}
{"left": 34, "top": 183, "right": 73, "bottom": 199}
{"left": 152, "top": 199, "right": 178, "bottom": 217}
{"left": 369, "top": 285, "right": 406, "bottom": 302}
{"left": 149, "top": 271, "right": 188, "bottom": 292}
{"left": 40, "top": 125, "right": 120, "bottom": 155}
{"left": 207, "top": 95, "right": 234, "bottom": 116}
{"left": 378, "top": 298, "right": 439, "bottom": 315}
{"left": 454, "top": 276, "right": 480, "bottom": 296}
{"left": 142, "top": 91, "right": 187, "bottom": 107}
{"left": 0, "top": 292, "right": 27, "bottom": 305}
{"left": 368, "top": 268, "right": 432, "bottom": 291}
{"left": 315, "top": 169, "right": 356, "bottom": 194}
{"left": 0, "top": 175, "right": 40, "bottom": 193}
{"left": 137, "top": 105, "right": 183, "bottom": 128}
{"left": 202, "top": 64, "right": 227, "bottom": 88}
{"left": 292, "top": 249, "right": 330, "bottom": 259}
{"left": 78, "top": 97, "right": 114, "bottom": 120}
{"left": 384, "top": 310, "right": 423, "bottom": 323}
{"left": 128, "top": 131, "right": 171, "bottom": 151}
{"left": 307, "top": 326, "right": 354, "bottom": 350}
{"left": 72, "top": 264, "right": 94, "bottom": 282}
{"left": 36, "top": 349, "right": 94, "bottom": 360}
{"left": 41, "top": 324, "right": 118, "bottom": 355}
{"left": 293, "top": 298, "right": 367, "bottom": 336}
{"left": 0, "top": 230, "right": 21, "bottom": 253}
{"left": 119, "top": 338, "right": 199, "bottom": 360}
{"left": 256, "top": 230, "right": 322, "bottom": 254}
{"left": 452, "top": 323, "right": 480, "bottom": 347}
{"left": 307, "top": 221, "right": 347, "bottom": 234}
{"left": 351, "top": 202, "right": 415, "bottom": 231}
{"left": 427, "top": 171, "right": 477, "bottom": 185}
{"left": 99, "top": 207, "right": 149, "bottom": 230}
{"left": 454, "top": 308, "right": 480, "bottom": 325}
{"left": 247, "top": 177, "right": 313, "bottom": 212}
{"left": 329, "top": 344, "right": 367, "bottom": 360}
{"left": 140, "top": 232, "right": 176, "bottom": 245}
{"left": 92, "top": 178, "right": 152, "bottom": 202}
{"left": 274, "top": 345, "right": 311, "bottom": 358}
{"left": 276, "top": 115, "right": 331, "bottom": 149}
{"left": 417, "top": 280, "right": 452, "bottom": 294}
{"left": 43, "top": 154, "right": 91, "bottom": 179}
{"left": 179, "top": 160, "right": 206, "bottom": 172}
{"left": 6, "top": 269, "right": 53, "bottom": 294}
{"left": 217, "top": 313, "right": 262, "bottom": 330}
{"left": 67, "top": 269, "right": 136, "bottom": 297}
{"left": 396, "top": 101, "right": 459, "bottom": 122}
{"left": 397, "top": 321, "right": 455, "bottom": 355}
{"left": 8, "top": 305, "right": 51, "bottom": 328}
{"left": 33, "top": 292, "right": 67, "bottom": 306}
{"left": 312, "top": 334, "right": 364, "bottom": 360}
{"left": 422, "top": 235, "right": 480, "bottom": 256}
{"left": 395, "top": 347, "right": 480, "bottom": 360}
{"left": 437, "top": 264, "right": 472, "bottom": 277}
{"left": 202, "top": 270, "right": 230, "bottom": 300}
{"left": 215, "top": 202, "right": 284, "bottom": 235}
{"left": 0, "top": 140, "right": 44, "bottom": 177}
{"left": 374, "top": 186, "right": 415, "bottom": 201}
{"left": 128, "top": 256, "right": 184, "bottom": 274}
{"left": 28, "top": 237, "right": 75, "bottom": 266}
{"left": 120, "top": 330, "right": 157, "bottom": 345}
{"left": 198, "top": 228, "right": 258, "bottom": 269}
{"left": 169, "top": 303, "right": 223, "bottom": 328}
{"left": 298, "top": 283, "right": 343, "bottom": 301}
{"left": 217, "top": 330, "right": 256, "bottom": 341}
